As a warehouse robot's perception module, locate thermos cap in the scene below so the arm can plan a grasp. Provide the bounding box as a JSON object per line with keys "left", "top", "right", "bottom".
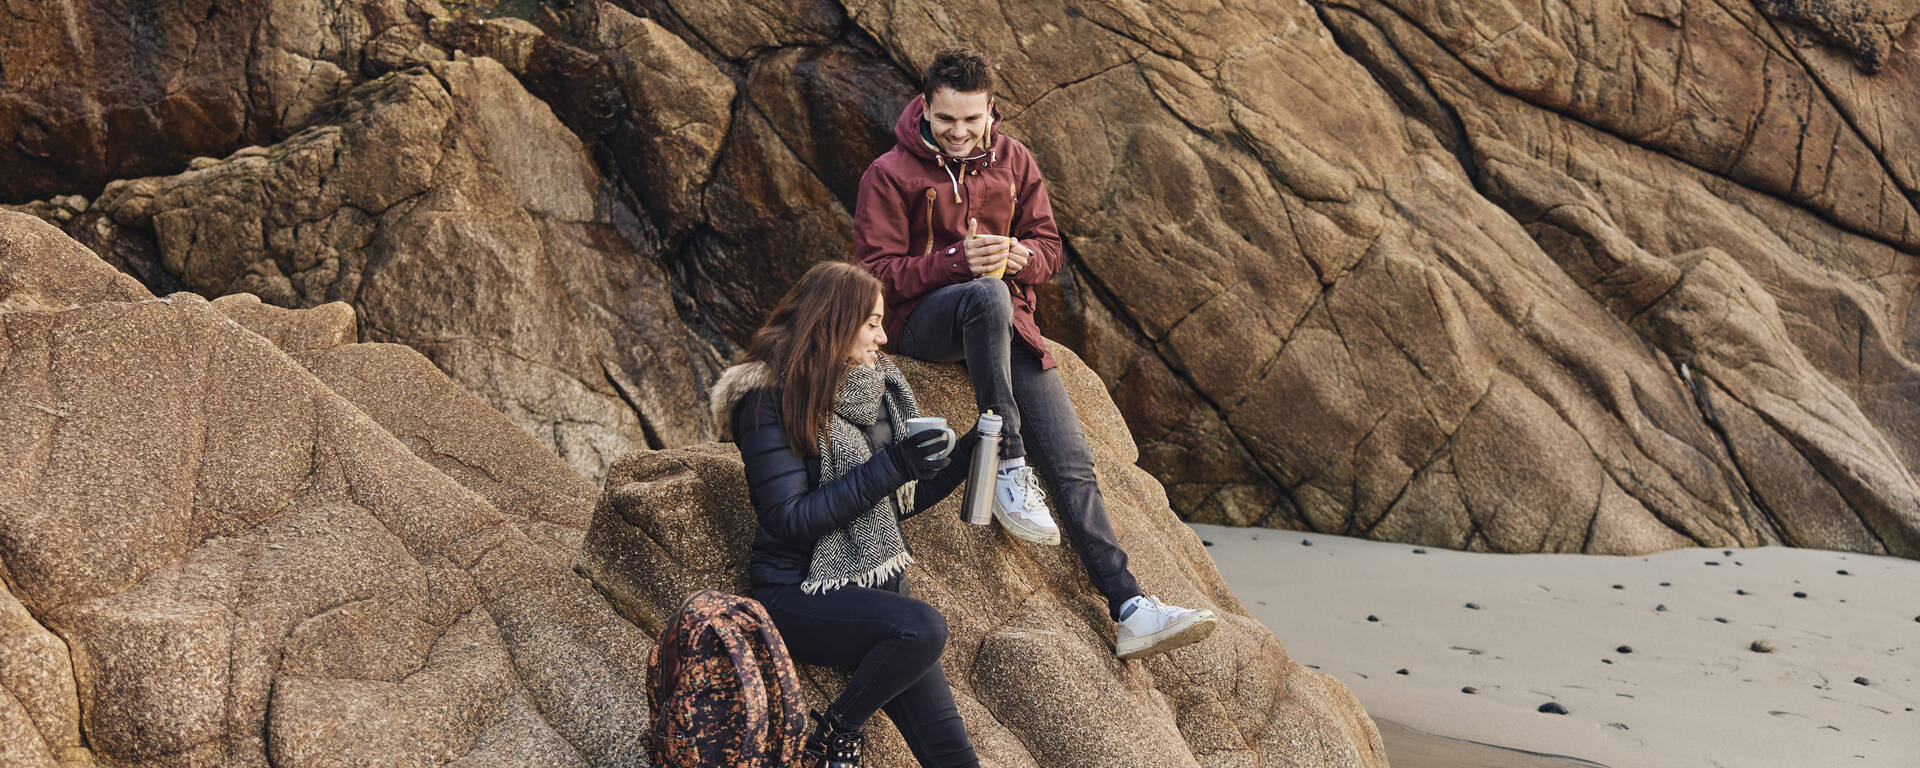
{"left": 975, "top": 411, "right": 1003, "bottom": 435}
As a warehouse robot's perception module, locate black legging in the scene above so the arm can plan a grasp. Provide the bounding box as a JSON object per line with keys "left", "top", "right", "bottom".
{"left": 756, "top": 574, "right": 978, "bottom": 768}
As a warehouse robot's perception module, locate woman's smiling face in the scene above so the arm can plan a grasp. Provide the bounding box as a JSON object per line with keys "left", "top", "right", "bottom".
{"left": 848, "top": 292, "right": 886, "bottom": 369}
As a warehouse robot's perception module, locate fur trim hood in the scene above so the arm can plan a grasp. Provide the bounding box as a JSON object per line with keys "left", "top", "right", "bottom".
{"left": 710, "top": 361, "right": 778, "bottom": 442}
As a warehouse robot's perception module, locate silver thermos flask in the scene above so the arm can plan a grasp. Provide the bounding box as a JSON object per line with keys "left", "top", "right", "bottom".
{"left": 960, "top": 411, "right": 1003, "bottom": 525}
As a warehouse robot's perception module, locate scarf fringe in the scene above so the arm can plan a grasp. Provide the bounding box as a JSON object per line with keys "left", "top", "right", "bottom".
{"left": 799, "top": 551, "right": 916, "bottom": 595}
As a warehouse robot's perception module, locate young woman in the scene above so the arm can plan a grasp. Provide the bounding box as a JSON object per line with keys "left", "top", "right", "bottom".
{"left": 710, "top": 260, "right": 979, "bottom": 768}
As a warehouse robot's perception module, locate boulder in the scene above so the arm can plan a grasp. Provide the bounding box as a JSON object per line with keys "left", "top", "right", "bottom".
{"left": 0, "top": 210, "right": 652, "bottom": 765}
{"left": 1319, "top": 0, "right": 1920, "bottom": 554}
{"left": 85, "top": 57, "right": 722, "bottom": 484}
{"left": 13, "top": 0, "right": 1920, "bottom": 558}
{"left": 0, "top": 0, "right": 449, "bottom": 203}
{"left": 578, "top": 342, "right": 1388, "bottom": 768}
{"left": 3, "top": 208, "right": 1388, "bottom": 765}
{"left": 829, "top": 0, "right": 1920, "bottom": 555}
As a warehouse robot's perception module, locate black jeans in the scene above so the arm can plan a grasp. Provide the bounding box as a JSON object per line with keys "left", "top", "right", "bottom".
{"left": 899, "top": 279, "right": 1144, "bottom": 619}
{"left": 756, "top": 575, "right": 978, "bottom": 768}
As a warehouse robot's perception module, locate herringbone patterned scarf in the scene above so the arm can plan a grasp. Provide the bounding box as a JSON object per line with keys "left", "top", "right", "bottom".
{"left": 802, "top": 356, "right": 919, "bottom": 593}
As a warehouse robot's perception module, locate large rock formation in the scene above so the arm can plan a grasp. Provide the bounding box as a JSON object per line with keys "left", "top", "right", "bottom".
{"left": 0, "top": 211, "right": 653, "bottom": 765}
{"left": 82, "top": 53, "right": 722, "bottom": 484}
{"left": 0, "top": 210, "right": 1385, "bottom": 766}
{"left": 578, "top": 341, "right": 1385, "bottom": 768}
{"left": 4, "top": 0, "right": 1918, "bottom": 557}
{"left": 0, "top": 0, "right": 449, "bottom": 203}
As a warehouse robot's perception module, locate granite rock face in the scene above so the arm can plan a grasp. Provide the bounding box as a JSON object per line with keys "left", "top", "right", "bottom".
{"left": 1, "top": 208, "right": 1386, "bottom": 766}
{"left": 0, "top": 0, "right": 449, "bottom": 203}
{"left": 0, "top": 211, "right": 652, "bottom": 766}
{"left": 82, "top": 56, "right": 721, "bottom": 484}
{"left": 6, "top": 0, "right": 1920, "bottom": 555}
{"left": 578, "top": 343, "right": 1387, "bottom": 768}
{"left": 834, "top": 0, "right": 1920, "bottom": 554}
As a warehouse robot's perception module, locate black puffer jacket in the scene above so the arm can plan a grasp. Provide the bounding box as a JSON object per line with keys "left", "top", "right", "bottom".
{"left": 713, "top": 362, "right": 972, "bottom": 589}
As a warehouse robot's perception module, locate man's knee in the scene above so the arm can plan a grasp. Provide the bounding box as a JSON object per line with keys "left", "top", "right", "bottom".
{"left": 957, "top": 278, "right": 1013, "bottom": 325}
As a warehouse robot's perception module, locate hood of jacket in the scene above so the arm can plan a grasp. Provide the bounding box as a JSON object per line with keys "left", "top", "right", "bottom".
{"left": 892, "top": 92, "right": 1004, "bottom": 166}
{"left": 710, "top": 361, "right": 778, "bottom": 441}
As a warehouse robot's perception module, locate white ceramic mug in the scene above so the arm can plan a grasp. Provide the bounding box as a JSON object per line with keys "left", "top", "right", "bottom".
{"left": 903, "top": 416, "right": 957, "bottom": 460}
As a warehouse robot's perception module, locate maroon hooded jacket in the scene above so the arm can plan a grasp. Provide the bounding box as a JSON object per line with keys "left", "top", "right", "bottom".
{"left": 853, "top": 94, "right": 1062, "bottom": 370}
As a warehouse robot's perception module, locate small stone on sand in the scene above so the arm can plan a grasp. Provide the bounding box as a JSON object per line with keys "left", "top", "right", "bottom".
{"left": 1465, "top": 602, "right": 1480, "bottom": 610}
{"left": 1612, "top": 584, "right": 1624, "bottom": 590}
{"left": 1412, "top": 548, "right": 1427, "bottom": 554}
{"left": 1853, "top": 677, "right": 1870, "bottom": 686}
{"left": 1715, "top": 617, "right": 1729, "bottom": 623}
{"left": 1705, "top": 561, "right": 1720, "bottom": 566}
{"left": 1301, "top": 539, "right": 1312, "bottom": 546}
{"left": 1736, "top": 588, "right": 1748, "bottom": 595}
{"left": 1836, "top": 569, "right": 1849, "bottom": 576}
{"left": 1396, "top": 668, "right": 1409, "bottom": 675}
{"left": 1751, "top": 639, "right": 1775, "bottom": 653}
{"left": 1539, "top": 702, "right": 1569, "bottom": 715}
{"left": 1202, "top": 540, "right": 1213, "bottom": 547}
{"left": 1617, "top": 645, "right": 1633, "bottom": 653}
{"left": 1655, "top": 604, "right": 1667, "bottom": 611}
{"left": 1793, "top": 591, "right": 1806, "bottom": 598}
{"left": 1461, "top": 686, "right": 1477, "bottom": 694}
{"left": 1367, "top": 615, "right": 1379, "bottom": 622}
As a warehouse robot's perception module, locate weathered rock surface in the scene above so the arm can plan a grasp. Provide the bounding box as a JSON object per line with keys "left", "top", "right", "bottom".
{"left": 831, "top": 0, "right": 1920, "bottom": 555}
{"left": 0, "top": 211, "right": 652, "bottom": 765}
{"left": 578, "top": 342, "right": 1388, "bottom": 768}
{"left": 81, "top": 55, "right": 721, "bottom": 484}
{"left": 9, "top": 0, "right": 1920, "bottom": 556}
{"left": 3, "top": 208, "right": 1385, "bottom": 766}
{"left": 0, "top": 0, "right": 450, "bottom": 203}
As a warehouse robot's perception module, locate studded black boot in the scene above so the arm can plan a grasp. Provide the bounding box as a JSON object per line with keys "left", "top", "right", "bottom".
{"left": 803, "top": 710, "right": 865, "bottom": 768}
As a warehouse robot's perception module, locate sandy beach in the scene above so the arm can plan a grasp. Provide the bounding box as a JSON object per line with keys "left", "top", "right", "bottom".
{"left": 1192, "top": 524, "right": 1920, "bottom": 767}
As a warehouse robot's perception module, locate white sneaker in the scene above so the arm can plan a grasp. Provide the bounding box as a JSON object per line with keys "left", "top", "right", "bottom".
{"left": 1114, "top": 595, "right": 1217, "bottom": 659}
{"left": 992, "top": 465, "right": 1060, "bottom": 545}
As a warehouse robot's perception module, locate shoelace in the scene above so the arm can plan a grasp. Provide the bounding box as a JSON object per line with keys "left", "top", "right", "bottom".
{"left": 1135, "top": 595, "right": 1182, "bottom": 621}
{"left": 1012, "top": 469, "right": 1049, "bottom": 514}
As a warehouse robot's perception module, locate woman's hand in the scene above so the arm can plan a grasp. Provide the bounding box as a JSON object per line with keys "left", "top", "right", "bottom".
{"left": 887, "top": 428, "right": 954, "bottom": 481}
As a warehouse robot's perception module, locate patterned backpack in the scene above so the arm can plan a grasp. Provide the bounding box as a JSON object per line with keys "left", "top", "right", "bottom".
{"left": 647, "top": 590, "right": 807, "bottom": 768}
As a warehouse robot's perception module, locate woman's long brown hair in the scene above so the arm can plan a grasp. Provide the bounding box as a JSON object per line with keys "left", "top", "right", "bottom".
{"left": 743, "top": 261, "right": 886, "bottom": 456}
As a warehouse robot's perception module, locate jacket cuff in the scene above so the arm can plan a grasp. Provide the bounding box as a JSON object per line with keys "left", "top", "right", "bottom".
{"left": 928, "top": 239, "right": 969, "bottom": 282}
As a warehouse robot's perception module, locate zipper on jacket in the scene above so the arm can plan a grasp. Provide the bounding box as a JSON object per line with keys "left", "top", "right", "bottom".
{"left": 923, "top": 188, "right": 937, "bottom": 257}
{"left": 1009, "top": 181, "right": 1018, "bottom": 226}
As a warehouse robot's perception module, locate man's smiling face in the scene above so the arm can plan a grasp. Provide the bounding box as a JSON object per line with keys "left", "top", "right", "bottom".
{"left": 926, "top": 86, "right": 992, "bottom": 157}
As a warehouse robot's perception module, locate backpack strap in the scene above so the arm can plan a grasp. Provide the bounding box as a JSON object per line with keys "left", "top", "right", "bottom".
{"left": 743, "top": 599, "right": 808, "bottom": 762}
{"left": 710, "top": 607, "right": 773, "bottom": 762}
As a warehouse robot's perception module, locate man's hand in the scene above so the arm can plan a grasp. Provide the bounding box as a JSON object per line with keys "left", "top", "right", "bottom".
{"left": 1003, "top": 238, "right": 1031, "bottom": 276}
{"left": 963, "top": 217, "right": 1008, "bottom": 276}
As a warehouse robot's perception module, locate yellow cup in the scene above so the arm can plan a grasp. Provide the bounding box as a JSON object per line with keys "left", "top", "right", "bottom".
{"left": 984, "top": 237, "right": 1009, "bottom": 279}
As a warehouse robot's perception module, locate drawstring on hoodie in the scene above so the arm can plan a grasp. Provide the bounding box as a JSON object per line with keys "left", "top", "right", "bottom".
{"left": 937, "top": 149, "right": 991, "bottom": 203}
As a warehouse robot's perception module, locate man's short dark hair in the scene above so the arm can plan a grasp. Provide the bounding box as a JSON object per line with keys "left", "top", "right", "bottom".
{"left": 924, "top": 48, "right": 994, "bottom": 96}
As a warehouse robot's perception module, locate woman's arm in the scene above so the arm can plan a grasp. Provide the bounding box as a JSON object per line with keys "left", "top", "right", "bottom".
{"left": 736, "top": 389, "right": 913, "bottom": 544}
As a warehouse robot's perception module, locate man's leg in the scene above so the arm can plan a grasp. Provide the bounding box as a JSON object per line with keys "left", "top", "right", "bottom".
{"left": 1008, "top": 348, "right": 1217, "bottom": 659}
{"left": 897, "top": 279, "right": 1024, "bottom": 460}
{"left": 1006, "top": 346, "right": 1141, "bottom": 618}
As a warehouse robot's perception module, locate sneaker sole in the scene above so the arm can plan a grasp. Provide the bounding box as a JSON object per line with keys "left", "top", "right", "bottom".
{"left": 1116, "top": 611, "right": 1218, "bottom": 660}
{"left": 992, "top": 495, "right": 1061, "bottom": 545}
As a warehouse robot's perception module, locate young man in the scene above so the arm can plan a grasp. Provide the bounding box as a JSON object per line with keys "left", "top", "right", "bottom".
{"left": 854, "top": 47, "right": 1216, "bottom": 660}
